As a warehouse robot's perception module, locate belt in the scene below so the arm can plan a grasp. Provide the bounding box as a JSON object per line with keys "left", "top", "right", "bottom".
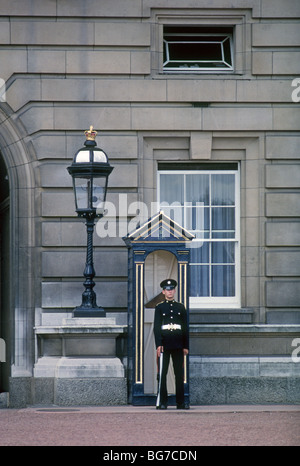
{"left": 162, "top": 324, "right": 181, "bottom": 331}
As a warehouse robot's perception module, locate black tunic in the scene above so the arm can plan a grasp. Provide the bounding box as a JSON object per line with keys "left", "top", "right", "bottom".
{"left": 154, "top": 300, "right": 189, "bottom": 351}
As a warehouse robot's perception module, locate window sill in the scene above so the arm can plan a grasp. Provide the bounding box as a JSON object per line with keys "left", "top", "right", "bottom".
{"left": 153, "top": 72, "right": 244, "bottom": 79}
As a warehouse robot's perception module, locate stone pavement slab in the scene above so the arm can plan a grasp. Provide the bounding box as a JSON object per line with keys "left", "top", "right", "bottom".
{"left": 0, "top": 405, "right": 299, "bottom": 447}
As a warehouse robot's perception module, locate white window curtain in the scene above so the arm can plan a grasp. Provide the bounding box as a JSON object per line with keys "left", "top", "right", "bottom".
{"left": 159, "top": 169, "right": 240, "bottom": 308}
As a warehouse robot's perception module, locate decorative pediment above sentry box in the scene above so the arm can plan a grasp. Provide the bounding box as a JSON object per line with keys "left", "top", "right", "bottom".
{"left": 123, "top": 210, "right": 194, "bottom": 246}
{"left": 123, "top": 211, "right": 194, "bottom": 405}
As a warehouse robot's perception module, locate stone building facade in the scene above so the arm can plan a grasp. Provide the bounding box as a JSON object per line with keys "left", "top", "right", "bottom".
{"left": 0, "top": 0, "right": 299, "bottom": 407}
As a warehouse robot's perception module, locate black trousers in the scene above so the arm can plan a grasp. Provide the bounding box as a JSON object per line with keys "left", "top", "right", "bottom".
{"left": 157, "top": 349, "right": 184, "bottom": 407}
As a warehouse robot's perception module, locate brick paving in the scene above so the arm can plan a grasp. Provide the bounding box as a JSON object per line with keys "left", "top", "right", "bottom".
{"left": 0, "top": 405, "right": 299, "bottom": 447}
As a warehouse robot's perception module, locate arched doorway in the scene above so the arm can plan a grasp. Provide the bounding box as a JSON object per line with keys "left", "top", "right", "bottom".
{"left": 0, "top": 106, "right": 37, "bottom": 405}
{"left": 0, "top": 154, "right": 9, "bottom": 392}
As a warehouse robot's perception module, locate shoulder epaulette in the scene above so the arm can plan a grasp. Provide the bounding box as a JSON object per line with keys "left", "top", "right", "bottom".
{"left": 156, "top": 300, "right": 165, "bottom": 306}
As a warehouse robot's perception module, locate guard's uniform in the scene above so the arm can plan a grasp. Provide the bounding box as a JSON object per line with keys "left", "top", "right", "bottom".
{"left": 154, "top": 282, "right": 189, "bottom": 409}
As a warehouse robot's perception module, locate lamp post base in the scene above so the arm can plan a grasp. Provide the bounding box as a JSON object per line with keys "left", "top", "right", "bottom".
{"left": 73, "top": 306, "right": 106, "bottom": 318}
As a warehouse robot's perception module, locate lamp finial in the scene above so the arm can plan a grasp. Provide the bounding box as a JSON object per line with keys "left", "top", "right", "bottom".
{"left": 85, "top": 126, "right": 97, "bottom": 141}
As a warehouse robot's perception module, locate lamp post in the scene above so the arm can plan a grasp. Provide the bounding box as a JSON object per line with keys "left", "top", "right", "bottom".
{"left": 67, "top": 126, "right": 113, "bottom": 317}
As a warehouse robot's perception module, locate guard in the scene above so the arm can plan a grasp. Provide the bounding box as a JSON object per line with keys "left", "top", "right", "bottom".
{"left": 154, "top": 279, "right": 189, "bottom": 409}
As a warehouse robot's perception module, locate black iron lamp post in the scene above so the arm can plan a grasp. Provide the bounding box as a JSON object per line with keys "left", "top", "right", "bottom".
{"left": 67, "top": 126, "right": 113, "bottom": 317}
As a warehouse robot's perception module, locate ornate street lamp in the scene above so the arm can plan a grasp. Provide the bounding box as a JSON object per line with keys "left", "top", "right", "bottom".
{"left": 67, "top": 126, "right": 113, "bottom": 317}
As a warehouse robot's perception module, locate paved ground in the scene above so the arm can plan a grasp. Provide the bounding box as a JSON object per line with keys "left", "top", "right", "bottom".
{"left": 0, "top": 405, "right": 299, "bottom": 447}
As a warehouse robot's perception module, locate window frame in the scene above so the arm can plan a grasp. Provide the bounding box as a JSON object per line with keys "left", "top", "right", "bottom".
{"left": 158, "top": 166, "right": 241, "bottom": 309}
{"left": 163, "top": 28, "right": 234, "bottom": 73}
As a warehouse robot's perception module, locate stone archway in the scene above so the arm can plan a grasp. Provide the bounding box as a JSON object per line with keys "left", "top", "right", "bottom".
{"left": 0, "top": 153, "right": 9, "bottom": 393}
{"left": 0, "top": 106, "right": 37, "bottom": 405}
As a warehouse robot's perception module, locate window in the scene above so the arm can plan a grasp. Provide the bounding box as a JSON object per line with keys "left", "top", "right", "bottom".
{"left": 163, "top": 26, "right": 234, "bottom": 73}
{"left": 158, "top": 164, "right": 240, "bottom": 308}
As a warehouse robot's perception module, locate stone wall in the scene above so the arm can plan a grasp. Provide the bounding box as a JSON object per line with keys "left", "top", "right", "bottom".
{"left": 0, "top": 0, "right": 299, "bottom": 405}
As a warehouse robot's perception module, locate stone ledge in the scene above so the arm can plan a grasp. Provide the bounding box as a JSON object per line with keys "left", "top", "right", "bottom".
{"left": 34, "top": 317, "right": 128, "bottom": 359}
{"left": 190, "top": 376, "right": 300, "bottom": 405}
{"left": 190, "top": 356, "right": 300, "bottom": 378}
{"left": 34, "top": 356, "right": 125, "bottom": 378}
{"left": 190, "top": 324, "right": 300, "bottom": 334}
{"left": 34, "top": 317, "right": 127, "bottom": 336}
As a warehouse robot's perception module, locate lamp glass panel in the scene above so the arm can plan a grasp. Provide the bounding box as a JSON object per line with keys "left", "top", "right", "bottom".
{"left": 93, "top": 150, "right": 108, "bottom": 163}
{"left": 75, "top": 149, "right": 90, "bottom": 163}
{"left": 74, "top": 177, "right": 90, "bottom": 210}
{"left": 92, "top": 176, "right": 107, "bottom": 211}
